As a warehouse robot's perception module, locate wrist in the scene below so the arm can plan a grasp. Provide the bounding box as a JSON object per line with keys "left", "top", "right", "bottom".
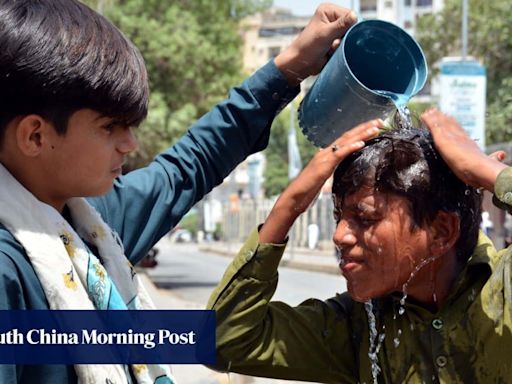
{"left": 475, "top": 160, "right": 507, "bottom": 192}
{"left": 274, "top": 47, "right": 306, "bottom": 87}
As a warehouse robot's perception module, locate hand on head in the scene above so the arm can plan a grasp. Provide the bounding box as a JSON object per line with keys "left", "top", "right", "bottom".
{"left": 274, "top": 3, "right": 357, "bottom": 85}
{"left": 421, "top": 108, "right": 507, "bottom": 192}
{"left": 259, "top": 119, "right": 382, "bottom": 244}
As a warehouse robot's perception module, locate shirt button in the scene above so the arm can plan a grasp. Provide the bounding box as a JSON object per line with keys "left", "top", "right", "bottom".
{"left": 245, "top": 251, "right": 254, "bottom": 262}
{"left": 504, "top": 191, "right": 512, "bottom": 204}
{"left": 432, "top": 318, "right": 443, "bottom": 330}
{"left": 436, "top": 355, "right": 447, "bottom": 368}
{"left": 272, "top": 92, "right": 280, "bottom": 101}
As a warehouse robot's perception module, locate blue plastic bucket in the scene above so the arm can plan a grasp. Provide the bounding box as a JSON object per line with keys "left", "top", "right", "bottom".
{"left": 298, "top": 19, "right": 428, "bottom": 148}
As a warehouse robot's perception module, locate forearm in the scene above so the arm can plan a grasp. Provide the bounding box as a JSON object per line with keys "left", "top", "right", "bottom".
{"left": 207, "top": 228, "right": 354, "bottom": 382}
{"left": 259, "top": 171, "right": 323, "bottom": 243}
{"left": 92, "top": 61, "right": 298, "bottom": 261}
{"left": 476, "top": 160, "right": 507, "bottom": 193}
{"left": 207, "top": 228, "right": 285, "bottom": 371}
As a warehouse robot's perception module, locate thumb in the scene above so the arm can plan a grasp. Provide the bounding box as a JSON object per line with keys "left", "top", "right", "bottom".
{"left": 489, "top": 150, "right": 506, "bottom": 162}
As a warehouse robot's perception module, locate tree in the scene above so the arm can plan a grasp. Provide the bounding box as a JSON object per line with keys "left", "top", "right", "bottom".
{"left": 263, "top": 101, "right": 318, "bottom": 197}
{"left": 415, "top": 0, "right": 512, "bottom": 144}
{"left": 83, "top": 0, "right": 271, "bottom": 168}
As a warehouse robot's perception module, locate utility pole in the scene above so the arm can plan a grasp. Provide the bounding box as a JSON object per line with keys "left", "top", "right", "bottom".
{"left": 462, "top": 0, "right": 468, "bottom": 59}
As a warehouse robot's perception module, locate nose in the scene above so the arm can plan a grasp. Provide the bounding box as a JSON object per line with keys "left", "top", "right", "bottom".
{"left": 117, "top": 127, "right": 138, "bottom": 154}
{"left": 333, "top": 218, "right": 357, "bottom": 248}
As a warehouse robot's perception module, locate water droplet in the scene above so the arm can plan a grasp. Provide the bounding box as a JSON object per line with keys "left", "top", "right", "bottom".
{"left": 364, "top": 301, "right": 382, "bottom": 383}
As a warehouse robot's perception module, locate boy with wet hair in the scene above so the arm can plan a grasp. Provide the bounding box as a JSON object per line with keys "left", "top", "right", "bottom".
{"left": 208, "top": 110, "right": 512, "bottom": 383}
{"left": 0, "top": 0, "right": 358, "bottom": 382}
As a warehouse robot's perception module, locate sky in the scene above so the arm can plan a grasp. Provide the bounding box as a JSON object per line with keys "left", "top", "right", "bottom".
{"left": 272, "top": 0, "right": 352, "bottom": 16}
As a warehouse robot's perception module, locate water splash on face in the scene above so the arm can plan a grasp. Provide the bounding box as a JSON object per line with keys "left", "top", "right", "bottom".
{"left": 335, "top": 245, "right": 343, "bottom": 265}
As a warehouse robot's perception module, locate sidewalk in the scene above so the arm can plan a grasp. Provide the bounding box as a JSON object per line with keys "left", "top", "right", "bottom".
{"left": 198, "top": 241, "right": 340, "bottom": 275}
{"left": 138, "top": 272, "right": 228, "bottom": 384}
{"left": 139, "top": 272, "right": 313, "bottom": 384}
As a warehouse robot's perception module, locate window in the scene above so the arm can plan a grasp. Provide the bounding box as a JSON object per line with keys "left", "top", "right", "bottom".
{"left": 360, "top": 0, "right": 377, "bottom": 12}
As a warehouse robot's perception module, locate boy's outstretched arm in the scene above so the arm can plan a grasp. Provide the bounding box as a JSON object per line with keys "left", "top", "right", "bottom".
{"left": 422, "top": 108, "right": 506, "bottom": 192}
{"left": 93, "top": 4, "right": 358, "bottom": 263}
{"left": 259, "top": 119, "right": 382, "bottom": 244}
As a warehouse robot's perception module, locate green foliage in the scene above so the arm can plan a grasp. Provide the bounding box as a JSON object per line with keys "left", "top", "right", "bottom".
{"left": 416, "top": 0, "right": 512, "bottom": 144}
{"left": 84, "top": 0, "right": 271, "bottom": 169}
{"left": 408, "top": 101, "right": 435, "bottom": 116}
{"left": 487, "top": 77, "right": 512, "bottom": 143}
{"left": 263, "top": 102, "right": 318, "bottom": 197}
{"left": 178, "top": 209, "right": 198, "bottom": 236}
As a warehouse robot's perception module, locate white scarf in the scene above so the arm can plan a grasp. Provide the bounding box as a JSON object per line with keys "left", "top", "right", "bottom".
{"left": 0, "top": 163, "right": 176, "bottom": 384}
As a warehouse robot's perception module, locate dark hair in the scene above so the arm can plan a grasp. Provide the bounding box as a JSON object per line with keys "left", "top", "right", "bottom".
{"left": 0, "top": 0, "right": 149, "bottom": 145}
{"left": 332, "top": 125, "right": 482, "bottom": 262}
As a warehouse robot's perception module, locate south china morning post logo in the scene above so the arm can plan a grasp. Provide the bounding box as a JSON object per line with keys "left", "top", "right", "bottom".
{"left": 0, "top": 328, "right": 196, "bottom": 349}
{"left": 0, "top": 310, "right": 215, "bottom": 364}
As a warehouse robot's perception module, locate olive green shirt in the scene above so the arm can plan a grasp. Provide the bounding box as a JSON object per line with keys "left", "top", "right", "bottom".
{"left": 207, "top": 168, "right": 512, "bottom": 384}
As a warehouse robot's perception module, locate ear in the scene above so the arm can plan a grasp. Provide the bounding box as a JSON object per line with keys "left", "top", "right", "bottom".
{"left": 14, "top": 115, "right": 50, "bottom": 157}
{"left": 429, "top": 211, "right": 460, "bottom": 256}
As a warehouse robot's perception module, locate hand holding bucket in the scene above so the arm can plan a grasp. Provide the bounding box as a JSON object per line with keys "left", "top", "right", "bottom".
{"left": 298, "top": 19, "right": 428, "bottom": 148}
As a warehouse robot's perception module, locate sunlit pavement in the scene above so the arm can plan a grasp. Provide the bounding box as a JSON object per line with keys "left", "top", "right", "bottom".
{"left": 139, "top": 237, "right": 340, "bottom": 384}
{"left": 140, "top": 273, "right": 316, "bottom": 384}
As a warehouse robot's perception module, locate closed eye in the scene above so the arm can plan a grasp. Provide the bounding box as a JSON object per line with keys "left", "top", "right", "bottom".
{"left": 357, "top": 216, "right": 379, "bottom": 227}
{"left": 101, "top": 121, "right": 117, "bottom": 132}
{"left": 333, "top": 210, "right": 341, "bottom": 223}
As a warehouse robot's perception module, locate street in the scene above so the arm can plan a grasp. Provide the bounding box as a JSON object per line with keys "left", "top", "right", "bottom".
{"left": 147, "top": 239, "right": 347, "bottom": 308}
{"left": 143, "top": 238, "right": 348, "bottom": 384}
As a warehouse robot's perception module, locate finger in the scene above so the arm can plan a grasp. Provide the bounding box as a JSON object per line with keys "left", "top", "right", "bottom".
{"left": 327, "top": 38, "right": 341, "bottom": 57}
{"left": 421, "top": 108, "right": 439, "bottom": 130}
{"left": 342, "top": 119, "right": 383, "bottom": 140}
{"left": 422, "top": 108, "right": 467, "bottom": 138}
{"left": 489, "top": 150, "right": 506, "bottom": 162}
{"left": 332, "top": 140, "right": 366, "bottom": 159}
{"left": 328, "top": 124, "right": 381, "bottom": 160}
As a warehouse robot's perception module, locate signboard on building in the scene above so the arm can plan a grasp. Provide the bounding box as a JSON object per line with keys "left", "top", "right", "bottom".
{"left": 439, "top": 58, "right": 487, "bottom": 148}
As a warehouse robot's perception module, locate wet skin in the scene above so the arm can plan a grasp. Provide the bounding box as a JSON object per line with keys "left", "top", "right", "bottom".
{"left": 333, "top": 186, "right": 437, "bottom": 302}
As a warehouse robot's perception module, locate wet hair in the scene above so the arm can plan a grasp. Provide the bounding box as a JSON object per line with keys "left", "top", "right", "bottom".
{"left": 0, "top": 0, "right": 149, "bottom": 146}
{"left": 332, "top": 124, "right": 482, "bottom": 263}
